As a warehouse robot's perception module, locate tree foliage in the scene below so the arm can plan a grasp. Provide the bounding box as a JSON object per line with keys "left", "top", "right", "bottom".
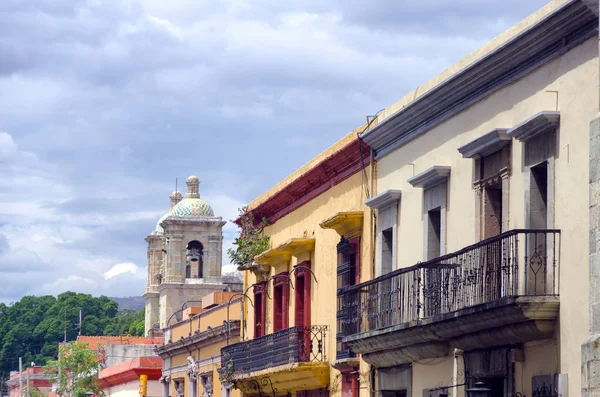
{"left": 0, "top": 293, "right": 145, "bottom": 374}
{"left": 44, "top": 342, "right": 104, "bottom": 397}
{"left": 227, "top": 207, "right": 270, "bottom": 268}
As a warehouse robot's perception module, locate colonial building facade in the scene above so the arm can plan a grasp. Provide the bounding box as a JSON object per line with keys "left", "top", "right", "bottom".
{"left": 339, "top": 1, "right": 598, "bottom": 397}
{"left": 156, "top": 292, "right": 242, "bottom": 397}
{"left": 221, "top": 1, "right": 600, "bottom": 397}
{"left": 144, "top": 176, "right": 236, "bottom": 334}
{"left": 219, "top": 129, "right": 373, "bottom": 397}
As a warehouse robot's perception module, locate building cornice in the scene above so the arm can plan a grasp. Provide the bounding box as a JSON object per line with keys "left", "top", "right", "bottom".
{"left": 364, "top": 190, "right": 402, "bottom": 210}
{"left": 361, "top": 0, "right": 597, "bottom": 159}
{"left": 457, "top": 129, "right": 511, "bottom": 159}
{"left": 244, "top": 139, "right": 371, "bottom": 225}
{"left": 407, "top": 166, "right": 451, "bottom": 189}
{"left": 508, "top": 111, "right": 560, "bottom": 142}
{"left": 155, "top": 321, "right": 240, "bottom": 357}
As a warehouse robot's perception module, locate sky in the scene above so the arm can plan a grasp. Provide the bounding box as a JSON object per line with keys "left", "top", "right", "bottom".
{"left": 0, "top": 0, "right": 550, "bottom": 303}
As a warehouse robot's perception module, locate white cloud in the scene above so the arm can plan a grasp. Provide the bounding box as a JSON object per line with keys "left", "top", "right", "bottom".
{"left": 104, "top": 262, "right": 145, "bottom": 280}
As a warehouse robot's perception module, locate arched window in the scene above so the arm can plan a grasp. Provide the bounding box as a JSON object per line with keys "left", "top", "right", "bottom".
{"left": 185, "top": 264, "right": 191, "bottom": 279}
{"left": 186, "top": 241, "right": 204, "bottom": 278}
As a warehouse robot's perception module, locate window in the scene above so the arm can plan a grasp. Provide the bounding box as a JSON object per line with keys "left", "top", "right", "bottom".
{"left": 381, "top": 228, "right": 394, "bottom": 274}
{"left": 529, "top": 161, "right": 549, "bottom": 229}
{"left": 294, "top": 261, "right": 311, "bottom": 329}
{"left": 407, "top": 166, "right": 450, "bottom": 262}
{"left": 272, "top": 273, "right": 290, "bottom": 332}
{"left": 365, "top": 190, "right": 401, "bottom": 276}
{"left": 426, "top": 208, "right": 441, "bottom": 260}
{"left": 457, "top": 129, "right": 511, "bottom": 240}
{"left": 253, "top": 282, "right": 266, "bottom": 337}
{"left": 476, "top": 148, "right": 510, "bottom": 240}
{"left": 337, "top": 237, "right": 360, "bottom": 359}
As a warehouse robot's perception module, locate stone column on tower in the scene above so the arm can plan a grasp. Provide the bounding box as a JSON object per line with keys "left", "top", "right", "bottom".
{"left": 165, "top": 232, "right": 185, "bottom": 283}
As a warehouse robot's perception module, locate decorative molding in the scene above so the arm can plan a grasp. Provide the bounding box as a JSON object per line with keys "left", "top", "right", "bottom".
{"left": 200, "top": 373, "right": 214, "bottom": 397}
{"left": 254, "top": 248, "right": 291, "bottom": 267}
{"left": 507, "top": 111, "right": 560, "bottom": 142}
{"left": 319, "top": 211, "right": 364, "bottom": 239}
{"left": 162, "top": 355, "right": 222, "bottom": 377}
{"left": 276, "top": 238, "right": 315, "bottom": 257}
{"left": 245, "top": 139, "right": 371, "bottom": 225}
{"left": 187, "top": 356, "right": 199, "bottom": 382}
{"left": 407, "top": 166, "right": 451, "bottom": 189}
{"left": 582, "top": 0, "right": 599, "bottom": 15}
{"left": 361, "top": 1, "right": 597, "bottom": 159}
{"left": 254, "top": 238, "right": 315, "bottom": 266}
{"left": 364, "top": 190, "right": 401, "bottom": 210}
{"left": 457, "top": 129, "right": 511, "bottom": 159}
{"left": 155, "top": 322, "right": 240, "bottom": 357}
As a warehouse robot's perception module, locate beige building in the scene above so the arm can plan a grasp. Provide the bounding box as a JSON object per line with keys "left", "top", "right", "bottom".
{"left": 339, "top": 1, "right": 598, "bottom": 397}
{"left": 144, "top": 176, "right": 241, "bottom": 335}
{"left": 156, "top": 292, "right": 242, "bottom": 397}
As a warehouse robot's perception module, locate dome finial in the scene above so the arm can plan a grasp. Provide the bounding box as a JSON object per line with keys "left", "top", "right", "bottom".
{"left": 170, "top": 190, "right": 182, "bottom": 210}
{"left": 186, "top": 176, "right": 200, "bottom": 199}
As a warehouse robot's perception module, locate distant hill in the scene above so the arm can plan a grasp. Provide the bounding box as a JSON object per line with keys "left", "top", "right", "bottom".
{"left": 108, "top": 296, "right": 145, "bottom": 310}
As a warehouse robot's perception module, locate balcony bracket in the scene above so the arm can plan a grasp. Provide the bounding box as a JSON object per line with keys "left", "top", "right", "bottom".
{"left": 248, "top": 376, "right": 278, "bottom": 397}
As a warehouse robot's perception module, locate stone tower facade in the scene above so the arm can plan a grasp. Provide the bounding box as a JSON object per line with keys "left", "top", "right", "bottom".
{"left": 143, "top": 176, "right": 228, "bottom": 335}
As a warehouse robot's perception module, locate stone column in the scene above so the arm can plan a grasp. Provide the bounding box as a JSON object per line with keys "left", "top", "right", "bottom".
{"left": 146, "top": 234, "right": 164, "bottom": 292}
{"left": 166, "top": 233, "right": 185, "bottom": 283}
{"left": 206, "top": 235, "right": 221, "bottom": 283}
{"left": 582, "top": 3, "right": 600, "bottom": 396}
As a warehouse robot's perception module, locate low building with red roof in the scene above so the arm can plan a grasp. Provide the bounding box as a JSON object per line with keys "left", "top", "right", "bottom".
{"left": 99, "top": 356, "right": 163, "bottom": 397}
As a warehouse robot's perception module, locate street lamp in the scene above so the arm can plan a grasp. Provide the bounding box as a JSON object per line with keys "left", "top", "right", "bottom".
{"left": 465, "top": 381, "right": 492, "bottom": 397}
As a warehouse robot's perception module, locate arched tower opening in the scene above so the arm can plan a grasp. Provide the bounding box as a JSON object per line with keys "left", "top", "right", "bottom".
{"left": 186, "top": 240, "right": 204, "bottom": 278}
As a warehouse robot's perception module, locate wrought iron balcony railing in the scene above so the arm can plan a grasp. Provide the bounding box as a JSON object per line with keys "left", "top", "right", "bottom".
{"left": 339, "top": 229, "right": 560, "bottom": 338}
{"left": 221, "top": 325, "right": 327, "bottom": 377}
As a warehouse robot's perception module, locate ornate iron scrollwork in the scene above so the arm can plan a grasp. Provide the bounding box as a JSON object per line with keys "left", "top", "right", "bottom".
{"left": 247, "top": 376, "right": 278, "bottom": 397}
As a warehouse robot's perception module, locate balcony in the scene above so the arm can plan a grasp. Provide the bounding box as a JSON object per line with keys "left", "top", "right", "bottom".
{"left": 220, "top": 326, "right": 329, "bottom": 396}
{"left": 340, "top": 229, "right": 560, "bottom": 367}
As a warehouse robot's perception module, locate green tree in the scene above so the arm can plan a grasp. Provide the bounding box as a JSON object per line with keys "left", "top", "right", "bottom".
{"left": 43, "top": 342, "right": 104, "bottom": 397}
{"left": 0, "top": 294, "right": 144, "bottom": 375}
{"left": 227, "top": 207, "right": 270, "bottom": 268}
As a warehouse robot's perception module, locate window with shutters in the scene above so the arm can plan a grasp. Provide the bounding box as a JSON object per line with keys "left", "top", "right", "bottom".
{"left": 273, "top": 272, "right": 290, "bottom": 332}
{"left": 253, "top": 281, "right": 267, "bottom": 337}
{"left": 336, "top": 236, "right": 360, "bottom": 359}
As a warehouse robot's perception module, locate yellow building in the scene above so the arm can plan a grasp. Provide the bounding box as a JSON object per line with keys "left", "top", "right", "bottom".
{"left": 156, "top": 292, "right": 243, "bottom": 397}
{"left": 220, "top": 129, "right": 374, "bottom": 397}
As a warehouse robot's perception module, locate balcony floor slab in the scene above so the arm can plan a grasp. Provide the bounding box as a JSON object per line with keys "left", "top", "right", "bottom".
{"left": 345, "top": 296, "right": 559, "bottom": 367}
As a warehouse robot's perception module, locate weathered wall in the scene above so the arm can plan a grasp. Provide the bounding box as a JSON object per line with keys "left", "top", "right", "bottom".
{"left": 374, "top": 36, "right": 598, "bottom": 396}
{"left": 104, "top": 344, "right": 159, "bottom": 367}
{"left": 245, "top": 169, "right": 373, "bottom": 397}
{"left": 106, "top": 380, "right": 162, "bottom": 397}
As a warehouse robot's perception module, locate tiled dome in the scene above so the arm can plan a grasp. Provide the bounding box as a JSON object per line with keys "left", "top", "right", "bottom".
{"left": 155, "top": 212, "right": 170, "bottom": 233}
{"left": 171, "top": 198, "right": 214, "bottom": 217}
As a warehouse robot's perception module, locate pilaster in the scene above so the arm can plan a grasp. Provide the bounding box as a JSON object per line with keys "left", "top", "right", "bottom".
{"left": 582, "top": 114, "right": 600, "bottom": 397}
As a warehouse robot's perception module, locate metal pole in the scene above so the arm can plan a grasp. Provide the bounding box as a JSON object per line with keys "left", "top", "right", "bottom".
{"left": 18, "top": 357, "right": 22, "bottom": 397}
{"left": 78, "top": 310, "right": 82, "bottom": 336}
{"left": 63, "top": 311, "right": 67, "bottom": 343}
{"left": 26, "top": 366, "right": 30, "bottom": 397}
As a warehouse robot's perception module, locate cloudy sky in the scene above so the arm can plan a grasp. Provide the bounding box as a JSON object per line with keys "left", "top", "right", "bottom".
{"left": 0, "top": 0, "right": 550, "bottom": 303}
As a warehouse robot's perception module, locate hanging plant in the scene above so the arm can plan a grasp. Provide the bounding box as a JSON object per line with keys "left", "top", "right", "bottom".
{"left": 227, "top": 207, "right": 270, "bottom": 270}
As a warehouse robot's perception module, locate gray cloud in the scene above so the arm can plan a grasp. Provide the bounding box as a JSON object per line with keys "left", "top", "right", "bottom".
{"left": 0, "top": 0, "right": 548, "bottom": 302}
